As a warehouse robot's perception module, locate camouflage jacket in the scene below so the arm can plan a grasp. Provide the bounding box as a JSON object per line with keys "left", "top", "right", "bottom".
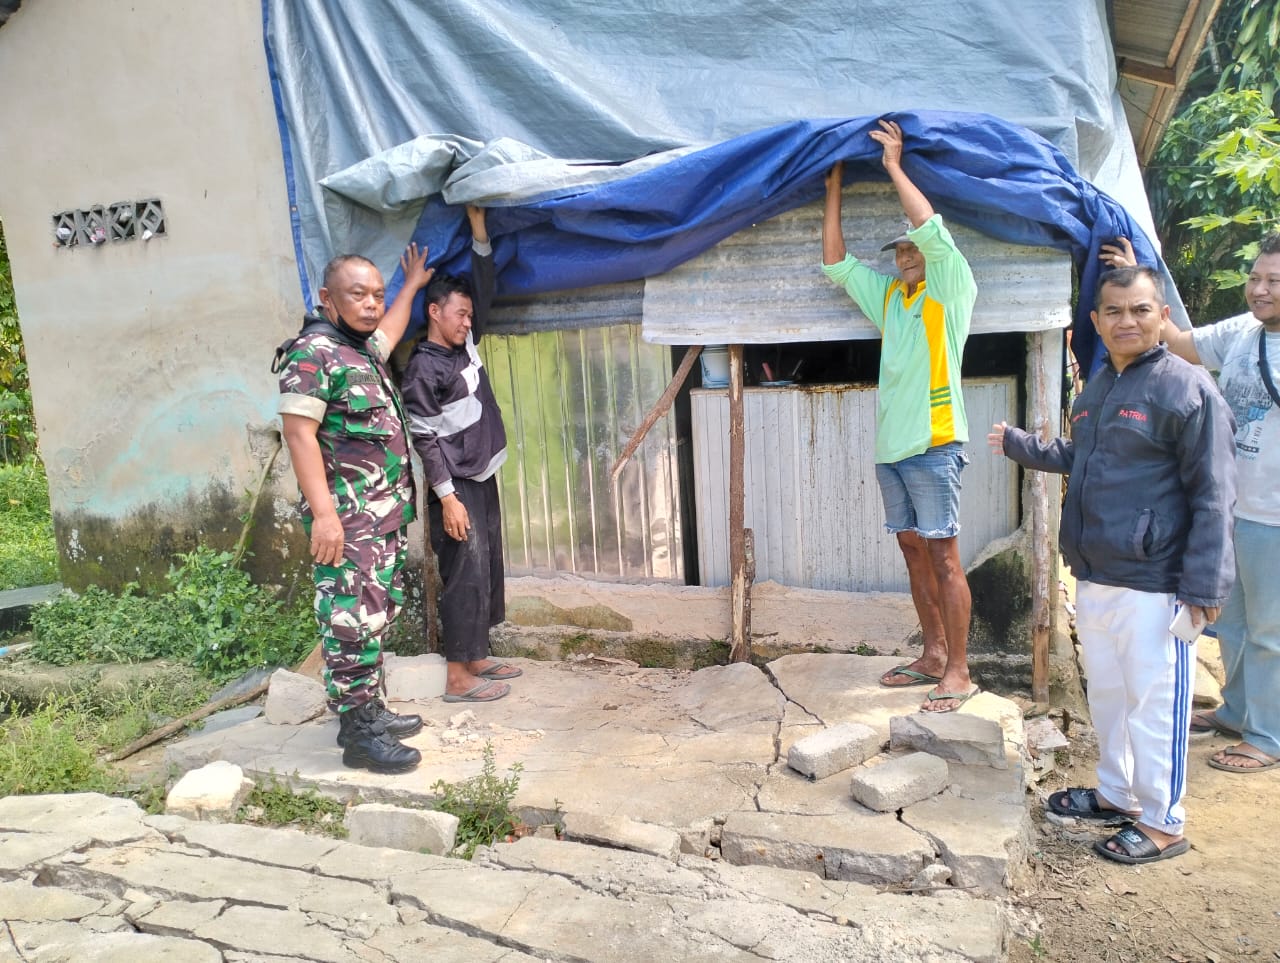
{"left": 277, "top": 319, "right": 416, "bottom": 539}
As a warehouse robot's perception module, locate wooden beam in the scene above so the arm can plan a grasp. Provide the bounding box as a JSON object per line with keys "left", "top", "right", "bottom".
{"left": 1117, "top": 57, "right": 1177, "bottom": 88}
{"left": 727, "top": 344, "right": 753, "bottom": 663}
{"left": 610, "top": 345, "right": 701, "bottom": 487}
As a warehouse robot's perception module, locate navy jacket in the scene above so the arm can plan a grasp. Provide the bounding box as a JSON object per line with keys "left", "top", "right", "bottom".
{"left": 1003, "top": 345, "right": 1237, "bottom": 607}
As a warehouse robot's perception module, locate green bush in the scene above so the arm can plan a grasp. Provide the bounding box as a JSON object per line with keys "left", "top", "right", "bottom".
{"left": 29, "top": 546, "right": 314, "bottom": 680}
{"left": 0, "top": 456, "right": 58, "bottom": 591}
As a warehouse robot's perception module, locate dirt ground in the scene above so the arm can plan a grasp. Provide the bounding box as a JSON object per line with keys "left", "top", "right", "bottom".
{"left": 1007, "top": 725, "right": 1280, "bottom": 962}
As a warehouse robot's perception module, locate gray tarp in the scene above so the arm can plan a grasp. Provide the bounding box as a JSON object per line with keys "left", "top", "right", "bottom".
{"left": 265, "top": 0, "right": 1152, "bottom": 307}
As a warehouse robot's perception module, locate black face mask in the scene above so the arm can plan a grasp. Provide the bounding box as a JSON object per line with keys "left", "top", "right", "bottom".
{"left": 330, "top": 310, "right": 376, "bottom": 345}
{"left": 271, "top": 309, "right": 374, "bottom": 373}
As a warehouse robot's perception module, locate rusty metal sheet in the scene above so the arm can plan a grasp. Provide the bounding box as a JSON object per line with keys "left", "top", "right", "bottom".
{"left": 643, "top": 184, "right": 1071, "bottom": 346}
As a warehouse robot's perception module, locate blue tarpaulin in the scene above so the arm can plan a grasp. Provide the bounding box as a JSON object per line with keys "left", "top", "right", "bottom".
{"left": 395, "top": 111, "right": 1164, "bottom": 376}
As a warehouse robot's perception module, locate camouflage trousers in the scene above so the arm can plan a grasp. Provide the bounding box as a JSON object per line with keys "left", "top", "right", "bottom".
{"left": 313, "top": 527, "right": 406, "bottom": 711}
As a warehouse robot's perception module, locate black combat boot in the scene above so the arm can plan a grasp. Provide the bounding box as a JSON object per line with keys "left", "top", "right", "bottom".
{"left": 337, "top": 701, "right": 421, "bottom": 774}
{"left": 336, "top": 698, "right": 423, "bottom": 747}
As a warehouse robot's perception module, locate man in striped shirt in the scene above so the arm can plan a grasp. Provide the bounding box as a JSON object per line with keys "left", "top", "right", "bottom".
{"left": 402, "top": 207, "right": 522, "bottom": 704}
{"left": 821, "top": 119, "right": 979, "bottom": 712}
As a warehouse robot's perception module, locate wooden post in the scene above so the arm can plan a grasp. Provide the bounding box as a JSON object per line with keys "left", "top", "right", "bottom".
{"left": 1027, "top": 329, "right": 1062, "bottom": 703}
{"left": 610, "top": 345, "right": 702, "bottom": 487}
{"left": 728, "top": 344, "right": 753, "bottom": 663}
{"left": 423, "top": 534, "right": 442, "bottom": 653}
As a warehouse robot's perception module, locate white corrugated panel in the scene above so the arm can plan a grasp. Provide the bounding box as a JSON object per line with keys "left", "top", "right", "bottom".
{"left": 644, "top": 183, "right": 1071, "bottom": 345}
{"left": 692, "top": 378, "right": 1018, "bottom": 592}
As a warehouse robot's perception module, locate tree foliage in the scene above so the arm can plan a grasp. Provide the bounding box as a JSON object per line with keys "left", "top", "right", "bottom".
{"left": 1146, "top": 0, "right": 1280, "bottom": 323}
{"left": 0, "top": 219, "right": 37, "bottom": 461}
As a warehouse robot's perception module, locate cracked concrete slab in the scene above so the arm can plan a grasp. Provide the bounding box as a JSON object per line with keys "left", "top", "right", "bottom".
{"left": 0, "top": 652, "right": 1038, "bottom": 960}
{"left": 2, "top": 793, "right": 1002, "bottom": 962}
{"left": 901, "top": 795, "right": 1032, "bottom": 896}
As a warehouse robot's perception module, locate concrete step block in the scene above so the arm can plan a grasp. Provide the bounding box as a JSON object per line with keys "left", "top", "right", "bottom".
{"left": 786, "top": 721, "right": 880, "bottom": 780}
{"left": 561, "top": 811, "right": 681, "bottom": 860}
{"left": 344, "top": 803, "right": 458, "bottom": 856}
{"left": 263, "top": 669, "right": 327, "bottom": 726}
{"left": 165, "top": 761, "right": 253, "bottom": 822}
{"left": 890, "top": 711, "right": 1007, "bottom": 769}
{"left": 720, "top": 810, "right": 933, "bottom": 886}
{"left": 849, "top": 751, "right": 949, "bottom": 812}
{"left": 384, "top": 653, "right": 447, "bottom": 701}
{"left": 901, "top": 794, "right": 1031, "bottom": 896}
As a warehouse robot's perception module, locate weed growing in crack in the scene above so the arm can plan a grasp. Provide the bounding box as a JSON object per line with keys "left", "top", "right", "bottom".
{"left": 236, "top": 773, "right": 349, "bottom": 837}
{"left": 431, "top": 742, "right": 523, "bottom": 859}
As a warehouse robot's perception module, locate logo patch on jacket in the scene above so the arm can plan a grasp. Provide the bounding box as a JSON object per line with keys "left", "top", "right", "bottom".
{"left": 1071, "top": 408, "right": 1089, "bottom": 424}
{"left": 1118, "top": 408, "right": 1149, "bottom": 423}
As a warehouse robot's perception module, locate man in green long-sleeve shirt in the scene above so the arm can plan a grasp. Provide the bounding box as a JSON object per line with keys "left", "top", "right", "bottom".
{"left": 821, "top": 119, "right": 979, "bottom": 712}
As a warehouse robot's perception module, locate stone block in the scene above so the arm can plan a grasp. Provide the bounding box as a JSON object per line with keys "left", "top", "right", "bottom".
{"left": 384, "top": 653, "right": 447, "bottom": 701}
{"left": 561, "top": 811, "right": 681, "bottom": 860}
{"left": 263, "top": 669, "right": 327, "bottom": 725}
{"left": 889, "top": 711, "right": 1007, "bottom": 769}
{"left": 901, "top": 794, "right": 1031, "bottom": 896}
{"left": 678, "top": 818, "right": 713, "bottom": 855}
{"left": 786, "top": 722, "right": 880, "bottom": 780}
{"left": 1194, "top": 659, "right": 1222, "bottom": 708}
{"left": 197, "top": 705, "right": 263, "bottom": 735}
{"left": 849, "top": 752, "right": 949, "bottom": 812}
{"left": 719, "top": 810, "right": 933, "bottom": 886}
{"left": 166, "top": 761, "right": 254, "bottom": 822}
{"left": 345, "top": 803, "right": 458, "bottom": 856}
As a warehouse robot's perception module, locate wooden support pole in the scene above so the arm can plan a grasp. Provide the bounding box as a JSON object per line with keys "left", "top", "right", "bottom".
{"left": 1027, "top": 329, "right": 1060, "bottom": 704}
{"left": 610, "top": 345, "right": 702, "bottom": 487}
{"left": 728, "top": 344, "right": 753, "bottom": 663}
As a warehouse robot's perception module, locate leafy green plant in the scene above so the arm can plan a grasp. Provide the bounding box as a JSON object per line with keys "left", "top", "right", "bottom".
{"left": 431, "top": 742, "right": 523, "bottom": 859}
{"left": 28, "top": 546, "right": 314, "bottom": 680}
{"left": 0, "top": 456, "right": 58, "bottom": 591}
{"left": 166, "top": 547, "right": 314, "bottom": 680}
{"left": 1148, "top": 88, "right": 1280, "bottom": 321}
{"left": 236, "top": 773, "right": 348, "bottom": 837}
{"left": 0, "top": 220, "right": 37, "bottom": 464}
{"left": 28, "top": 585, "right": 186, "bottom": 664}
{"left": 0, "top": 699, "right": 123, "bottom": 796}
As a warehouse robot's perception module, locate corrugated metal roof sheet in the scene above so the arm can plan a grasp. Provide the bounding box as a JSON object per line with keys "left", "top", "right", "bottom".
{"left": 643, "top": 184, "right": 1072, "bottom": 346}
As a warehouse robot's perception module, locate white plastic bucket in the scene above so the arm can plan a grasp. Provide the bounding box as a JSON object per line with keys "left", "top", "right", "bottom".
{"left": 700, "top": 345, "right": 730, "bottom": 387}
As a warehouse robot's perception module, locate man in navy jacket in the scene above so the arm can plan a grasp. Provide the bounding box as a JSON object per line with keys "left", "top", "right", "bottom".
{"left": 990, "top": 266, "right": 1236, "bottom": 866}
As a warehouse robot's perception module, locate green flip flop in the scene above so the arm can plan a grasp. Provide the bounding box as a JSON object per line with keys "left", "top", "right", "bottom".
{"left": 920, "top": 684, "right": 980, "bottom": 713}
{"left": 880, "top": 665, "right": 942, "bottom": 688}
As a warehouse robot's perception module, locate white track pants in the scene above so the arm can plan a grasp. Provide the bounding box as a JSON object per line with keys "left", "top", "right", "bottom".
{"left": 1075, "top": 581, "right": 1195, "bottom": 835}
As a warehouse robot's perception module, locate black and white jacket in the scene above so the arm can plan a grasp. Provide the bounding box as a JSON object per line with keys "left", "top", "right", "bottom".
{"left": 401, "top": 241, "right": 506, "bottom": 499}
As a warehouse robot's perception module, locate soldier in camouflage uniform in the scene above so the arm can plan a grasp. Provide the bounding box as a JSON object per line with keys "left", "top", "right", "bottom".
{"left": 276, "top": 243, "right": 435, "bottom": 773}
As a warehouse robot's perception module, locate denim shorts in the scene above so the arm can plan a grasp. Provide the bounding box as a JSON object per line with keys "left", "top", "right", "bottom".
{"left": 875, "top": 442, "right": 968, "bottom": 539}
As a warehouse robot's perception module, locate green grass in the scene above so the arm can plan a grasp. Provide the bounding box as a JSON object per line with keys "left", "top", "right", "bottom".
{"left": 0, "top": 457, "right": 58, "bottom": 591}
{"left": 0, "top": 666, "right": 213, "bottom": 800}
{"left": 0, "top": 699, "right": 123, "bottom": 796}
{"left": 236, "top": 773, "right": 348, "bottom": 837}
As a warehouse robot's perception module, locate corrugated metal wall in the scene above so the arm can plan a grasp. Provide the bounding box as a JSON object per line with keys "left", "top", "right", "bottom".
{"left": 479, "top": 325, "right": 684, "bottom": 582}
{"left": 691, "top": 378, "right": 1019, "bottom": 592}
{"left": 643, "top": 184, "right": 1072, "bottom": 344}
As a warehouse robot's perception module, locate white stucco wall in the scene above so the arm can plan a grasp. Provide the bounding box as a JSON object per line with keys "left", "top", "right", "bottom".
{"left": 0, "top": 0, "right": 303, "bottom": 580}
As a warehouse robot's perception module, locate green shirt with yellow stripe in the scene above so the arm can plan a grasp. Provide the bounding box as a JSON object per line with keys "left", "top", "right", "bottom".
{"left": 821, "top": 214, "right": 977, "bottom": 464}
